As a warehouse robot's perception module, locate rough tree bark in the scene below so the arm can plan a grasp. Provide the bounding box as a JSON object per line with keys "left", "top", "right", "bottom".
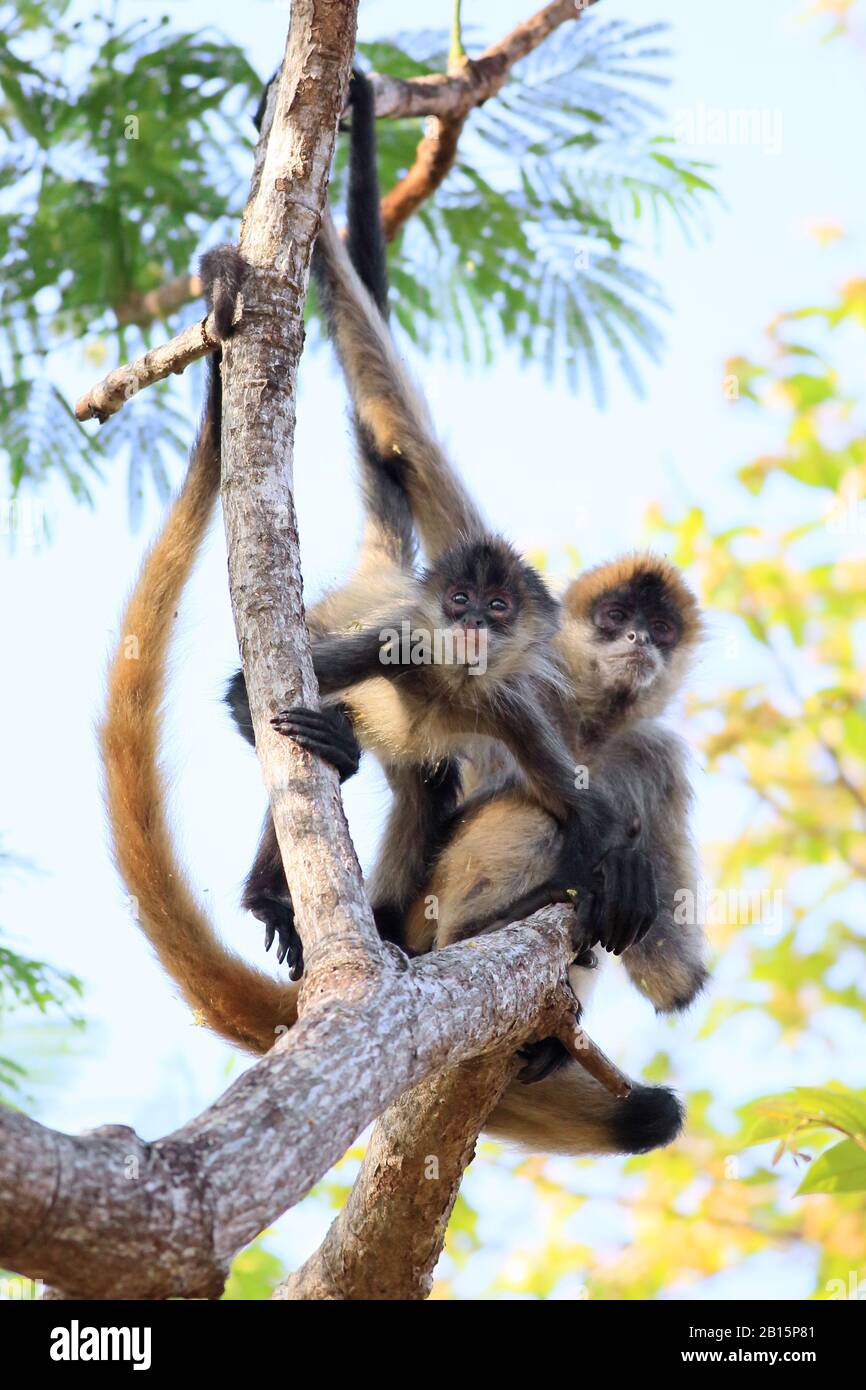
{"left": 218, "top": 0, "right": 384, "bottom": 1008}
{"left": 0, "top": 913, "right": 575, "bottom": 1299}
{"left": 277, "top": 1051, "right": 521, "bottom": 1301}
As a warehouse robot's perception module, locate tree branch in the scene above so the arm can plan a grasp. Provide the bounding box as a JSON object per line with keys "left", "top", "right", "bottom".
{"left": 367, "top": 0, "right": 597, "bottom": 119}
{"left": 74, "top": 310, "right": 225, "bottom": 422}
{"left": 277, "top": 1050, "right": 519, "bottom": 1300}
{"left": 380, "top": 110, "right": 467, "bottom": 243}
{"left": 0, "top": 912, "right": 573, "bottom": 1299}
{"left": 105, "top": 0, "right": 596, "bottom": 332}
{"left": 218, "top": 0, "right": 385, "bottom": 1000}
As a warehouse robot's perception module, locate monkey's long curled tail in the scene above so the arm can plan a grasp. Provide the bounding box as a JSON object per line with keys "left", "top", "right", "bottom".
{"left": 101, "top": 363, "right": 298, "bottom": 1055}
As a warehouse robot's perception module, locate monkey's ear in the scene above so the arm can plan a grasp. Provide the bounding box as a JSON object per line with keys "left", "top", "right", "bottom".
{"left": 199, "top": 245, "right": 249, "bottom": 342}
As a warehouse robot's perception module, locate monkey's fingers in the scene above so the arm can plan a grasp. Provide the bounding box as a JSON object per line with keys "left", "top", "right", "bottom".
{"left": 271, "top": 706, "right": 361, "bottom": 782}
{"left": 273, "top": 919, "right": 304, "bottom": 981}
{"left": 571, "top": 891, "right": 602, "bottom": 955}
{"left": 612, "top": 849, "right": 658, "bottom": 954}
{"left": 609, "top": 851, "right": 641, "bottom": 957}
{"left": 517, "top": 1037, "right": 571, "bottom": 1085}
{"left": 594, "top": 848, "right": 657, "bottom": 957}
{"left": 286, "top": 935, "right": 304, "bottom": 983}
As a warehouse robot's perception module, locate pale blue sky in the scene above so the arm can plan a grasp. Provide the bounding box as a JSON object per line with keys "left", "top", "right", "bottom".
{"left": 2, "top": 0, "right": 864, "bottom": 1297}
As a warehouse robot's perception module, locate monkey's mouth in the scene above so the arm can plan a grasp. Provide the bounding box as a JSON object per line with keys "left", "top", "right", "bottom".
{"left": 616, "top": 648, "right": 660, "bottom": 685}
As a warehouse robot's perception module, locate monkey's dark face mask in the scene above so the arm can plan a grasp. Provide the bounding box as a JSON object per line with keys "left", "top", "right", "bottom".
{"left": 425, "top": 538, "right": 557, "bottom": 673}
{"left": 591, "top": 580, "right": 682, "bottom": 694}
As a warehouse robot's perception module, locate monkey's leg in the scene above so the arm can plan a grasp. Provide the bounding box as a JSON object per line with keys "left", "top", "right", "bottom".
{"left": 240, "top": 704, "right": 362, "bottom": 980}
{"left": 366, "top": 758, "right": 463, "bottom": 949}
{"left": 408, "top": 794, "right": 565, "bottom": 955}
{"left": 242, "top": 817, "right": 303, "bottom": 979}
{"left": 595, "top": 727, "right": 709, "bottom": 1013}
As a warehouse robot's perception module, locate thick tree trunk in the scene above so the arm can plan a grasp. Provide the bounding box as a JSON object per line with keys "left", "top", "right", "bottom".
{"left": 218, "top": 0, "right": 383, "bottom": 1002}
{"left": 277, "top": 1051, "right": 520, "bottom": 1300}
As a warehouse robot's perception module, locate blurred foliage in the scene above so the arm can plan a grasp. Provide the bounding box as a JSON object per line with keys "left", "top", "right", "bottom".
{"left": 355, "top": 23, "right": 715, "bottom": 403}
{"left": 0, "top": 0, "right": 259, "bottom": 513}
{"left": 0, "top": 841, "right": 84, "bottom": 1102}
{"left": 0, "top": 6, "right": 714, "bottom": 516}
{"left": 221, "top": 1236, "right": 285, "bottom": 1301}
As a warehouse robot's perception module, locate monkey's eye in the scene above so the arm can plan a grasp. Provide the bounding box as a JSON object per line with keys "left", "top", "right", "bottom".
{"left": 488, "top": 596, "right": 510, "bottom": 613}
{"left": 605, "top": 606, "right": 627, "bottom": 624}
{"left": 651, "top": 619, "right": 675, "bottom": 643}
{"left": 450, "top": 592, "right": 470, "bottom": 607}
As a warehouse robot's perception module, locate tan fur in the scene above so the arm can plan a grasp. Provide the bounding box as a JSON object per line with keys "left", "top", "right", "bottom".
{"left": 487, "top": 1066, "right": 647, "bottom": 1155}
{"left": 563, "top": 551, "right": 703, "bottom": 639}
{"left": 317, "top": 212, "right": 484, "bottom": 559}
{"left": 101, "top": 383, "right": 298, "bottom": 1055}
{"left": 428, "top": 721, "right": 706, "bottom": 1015}
{"left": 405, "top": 793, "right": 559, "bottom": 953}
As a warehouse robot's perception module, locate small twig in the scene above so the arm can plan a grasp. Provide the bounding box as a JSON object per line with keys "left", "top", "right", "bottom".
{"left": 381, "top": 112, "right": 467, "bottom": 242}
{"left": 115, "top": 272, "right": 203, "bottom": 327}
{"left": 556, "top": 1014, "right": 633, "bottom": 1100}
{"left": 74, "top": 312, "right": 225, "bottom": 422}
{"left": 449, "top": 0, "right": 467, "bottom": 66}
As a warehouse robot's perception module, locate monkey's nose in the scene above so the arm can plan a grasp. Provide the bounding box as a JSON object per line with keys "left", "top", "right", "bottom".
{"left": 626, "top": 631, "right": 637, "bottom": 643}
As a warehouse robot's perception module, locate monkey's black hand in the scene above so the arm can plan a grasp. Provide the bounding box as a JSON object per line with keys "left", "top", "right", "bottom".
{"left": 588, "top": 846, "right": 659, "bottom": 958}
{"left": 252, "top": 899, "right": 304, "bottom": 981}
{"left": 270, "top": 704, "right": 361, "bottom": 783}
{"left": 518, "top": 1037, "right": 571, "bottom": 1085}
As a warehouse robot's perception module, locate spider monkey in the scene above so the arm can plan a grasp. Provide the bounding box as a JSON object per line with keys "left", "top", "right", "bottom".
{"left": 101, "top": 70, "right": 695, "bottom": 1157}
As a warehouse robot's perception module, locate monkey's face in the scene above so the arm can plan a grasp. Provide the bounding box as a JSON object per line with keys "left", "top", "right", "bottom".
{"left": 426, "top": 538, "right": 557, "bottom": 674}
{"left": 591, "top": 578, "right": 681, "bottom": 696}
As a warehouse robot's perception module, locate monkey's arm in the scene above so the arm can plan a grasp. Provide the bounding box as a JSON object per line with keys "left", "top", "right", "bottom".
{"left": 225, "top": 669, "right": 362, "bottom": 780}
{"left": 598, "top": 725, "right": 708, "bottom": 1013}
{"left": 367, "top": 759, "right": 463, "bottom": 947}
{"left": 309, "top": 625, "right": 399, "bottom": 695}
{"left": 485, "top": 690, "right": 615, "bottom": 840}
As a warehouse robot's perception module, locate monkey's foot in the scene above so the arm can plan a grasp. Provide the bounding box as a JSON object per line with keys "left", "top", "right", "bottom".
{"left": 271, "top": 705, "right": 361, "bottom": 783}
{"left": 517, "top": 1037, "right": 571, "bottom": 1085}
